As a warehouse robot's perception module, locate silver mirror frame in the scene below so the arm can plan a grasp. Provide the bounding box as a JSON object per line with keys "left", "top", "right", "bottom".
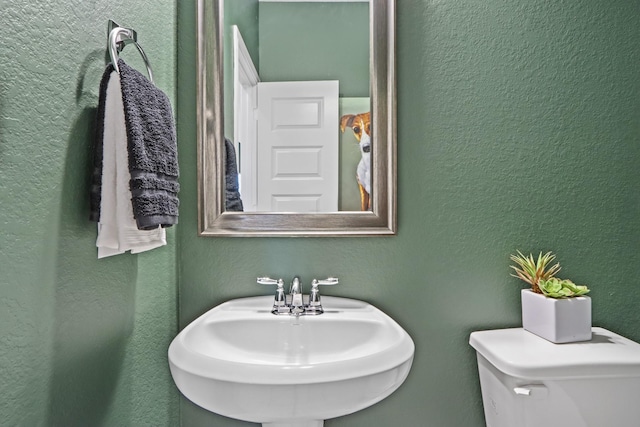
{"left": 196, "top": 0, "right": 396, "bottom": 237}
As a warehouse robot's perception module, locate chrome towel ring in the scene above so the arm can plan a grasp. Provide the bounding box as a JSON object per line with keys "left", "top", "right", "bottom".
{"left": 107, "top": 20, "right": 154, "bottom": 84}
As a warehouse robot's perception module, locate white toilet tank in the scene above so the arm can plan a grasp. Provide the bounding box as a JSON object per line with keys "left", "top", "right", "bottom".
{"left": 469, "top": 327, "right": 640, "bottom": 427}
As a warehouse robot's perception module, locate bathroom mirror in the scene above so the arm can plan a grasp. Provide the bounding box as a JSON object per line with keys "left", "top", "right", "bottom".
{"left": 196, "top": 0, "right": 396, "bottom": 236}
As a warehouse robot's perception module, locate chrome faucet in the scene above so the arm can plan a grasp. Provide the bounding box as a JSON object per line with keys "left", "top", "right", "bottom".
{"left": 257, "top": 276, "right": 338, "bottom": 315}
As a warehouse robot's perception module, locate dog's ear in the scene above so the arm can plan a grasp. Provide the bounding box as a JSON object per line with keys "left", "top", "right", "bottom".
{"left": 340, "top": 114, "right": 355, "bottom": 132}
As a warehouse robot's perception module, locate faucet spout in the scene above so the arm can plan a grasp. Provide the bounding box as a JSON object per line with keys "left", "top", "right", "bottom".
{"left": 290, "top": 276, "right": 302, "bottom": 295}
{"left": 289, "top": 276, "right": 304, "bottom": 314}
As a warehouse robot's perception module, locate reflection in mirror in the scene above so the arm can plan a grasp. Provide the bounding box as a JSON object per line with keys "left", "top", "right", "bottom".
{"left": 225, "top": 0, "right": 370, "bottom": 213}
{"left": 197, "top": 0, "right": 395, "bottom": 235}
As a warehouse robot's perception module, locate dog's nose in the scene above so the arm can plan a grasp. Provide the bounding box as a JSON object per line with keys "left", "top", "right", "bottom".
{"left": 362, "top": 145, "right": 371, "bottom": 153}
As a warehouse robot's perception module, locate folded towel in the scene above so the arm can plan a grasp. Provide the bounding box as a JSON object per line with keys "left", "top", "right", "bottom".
{"left": 224, "top": 138, "right": 244, "bottom": 212}
{"left": 96, "top": 70, "right": 166, "bottom": 258}
{"left": 118, "top": 59, "right": 179, "bottom": 230}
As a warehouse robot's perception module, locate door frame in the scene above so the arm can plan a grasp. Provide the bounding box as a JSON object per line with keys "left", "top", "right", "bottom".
{"left": 233, "top": 25, "right": 260, "bottom": 211}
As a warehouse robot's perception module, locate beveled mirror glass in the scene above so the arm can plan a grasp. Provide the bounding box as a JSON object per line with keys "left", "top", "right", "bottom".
{"left": 197, "top": 0, "right": 395, "bottom": 236}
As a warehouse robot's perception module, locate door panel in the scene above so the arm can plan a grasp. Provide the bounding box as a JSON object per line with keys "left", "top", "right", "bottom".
{"left": 256, "top": 80, "right": 339, "bottom": 212}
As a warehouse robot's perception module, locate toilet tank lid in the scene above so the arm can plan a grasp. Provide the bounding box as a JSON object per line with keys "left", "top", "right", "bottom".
{"left": 469, "top": 327, "right": 640, "bottom": 380}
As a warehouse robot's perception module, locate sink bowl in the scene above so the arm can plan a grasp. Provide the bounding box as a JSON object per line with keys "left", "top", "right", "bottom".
{"left": 168, "top": 296, "right": 414, "bottom": 427}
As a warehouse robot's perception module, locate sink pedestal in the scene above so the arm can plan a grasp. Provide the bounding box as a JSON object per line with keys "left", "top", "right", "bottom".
{"left": 263, "top": 420, "right": 323, "bottom": 427}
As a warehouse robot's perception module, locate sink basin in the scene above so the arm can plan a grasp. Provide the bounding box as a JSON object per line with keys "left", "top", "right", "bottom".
{"left": 168, "top": 296, "right": 414, "bottom": 427}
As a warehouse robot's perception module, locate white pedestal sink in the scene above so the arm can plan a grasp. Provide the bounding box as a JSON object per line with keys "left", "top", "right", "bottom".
{"left": 168, "top": 296, "right": 414, "bottom": 426}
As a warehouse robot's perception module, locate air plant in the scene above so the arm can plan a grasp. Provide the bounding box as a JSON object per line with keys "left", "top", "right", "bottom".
{"left": 510, "top": 250, "right": 590, "bottom": 298}
{"left": 510, "top": 251, "right": 561, "bottom": 294}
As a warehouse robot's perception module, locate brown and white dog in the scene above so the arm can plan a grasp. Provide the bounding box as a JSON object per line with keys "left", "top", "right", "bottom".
{"left": 340, "top": 112, "right": 371, "bottom": 211}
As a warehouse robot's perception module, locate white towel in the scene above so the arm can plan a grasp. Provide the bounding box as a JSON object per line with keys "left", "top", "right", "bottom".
{"left": 96, "top": 71, "right": 166, "bottom": 258}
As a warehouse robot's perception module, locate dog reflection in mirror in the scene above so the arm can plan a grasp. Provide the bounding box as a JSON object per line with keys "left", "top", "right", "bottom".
{"left": 340, "top": 112, "right": 371, "bottom": 211}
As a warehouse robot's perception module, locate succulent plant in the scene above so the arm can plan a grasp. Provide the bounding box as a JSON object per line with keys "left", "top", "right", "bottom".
{"left": 510, "top": 251, "right": 561, "bottom": 294}
{"left": 510, "top": 250, "right": 590, "bottom": 298}
{"left": 538, "top": 277, "right": 590, "bottom": 298}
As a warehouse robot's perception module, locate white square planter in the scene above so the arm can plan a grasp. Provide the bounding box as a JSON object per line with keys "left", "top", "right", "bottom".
{"left": 521, "top": 289, "right": 592, "bottom": 343}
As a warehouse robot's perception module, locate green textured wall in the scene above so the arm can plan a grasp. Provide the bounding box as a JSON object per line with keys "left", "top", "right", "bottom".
{"left": 178, "top": 1, "right": 640, "bottom": 426}
{"left": 4, "top": 0, "right": 638, "bottom": 426}
{"left": 0, "top": 1, "right": 179, "bottom": 425}
{"left": 259, "top": 2, "right": 369, "bottom": 97}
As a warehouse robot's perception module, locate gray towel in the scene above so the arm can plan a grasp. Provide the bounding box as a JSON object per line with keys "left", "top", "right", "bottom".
{"left": 225, "top": 138, "right": 244, "bottom": 212}
{"left": 118, "top": 59, "right": 179, "bottom": 229}
{"left": 89, "top": 63, "right": 116, "bottom": 222}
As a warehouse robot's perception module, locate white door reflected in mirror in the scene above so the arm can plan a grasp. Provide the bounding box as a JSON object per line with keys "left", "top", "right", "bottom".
{"left": 252, "top": 80, "right": 339, "bottom": 213}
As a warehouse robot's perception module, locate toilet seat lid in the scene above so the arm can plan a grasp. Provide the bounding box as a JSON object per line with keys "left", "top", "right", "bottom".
{"left": 469, "top": 327, "right": 640, "bottom": 380}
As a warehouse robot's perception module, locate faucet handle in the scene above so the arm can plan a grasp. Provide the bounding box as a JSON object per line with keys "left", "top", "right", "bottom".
{"left": 307, "top": 277, "right": 339, "bottom": 315}
{"left": 257, "top": 277, "right": 281, "bottom": 286}
{"left": 312, "top": 277, "right": 339, "bottom": 287}
{"left": 257, "top": 277, "right": 288, "bottom": 314}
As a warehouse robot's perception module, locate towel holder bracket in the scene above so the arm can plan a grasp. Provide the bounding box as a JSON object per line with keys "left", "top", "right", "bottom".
{"left": 108, "top": 20, "right": 138, "bottom": 53}
{"left": 107, "top": 19, "right": 154, "bottom": 83}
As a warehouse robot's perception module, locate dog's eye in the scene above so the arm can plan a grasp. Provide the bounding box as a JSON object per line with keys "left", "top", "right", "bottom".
{"left": 353, "top": 126, "right": 361, "bottom": 133}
